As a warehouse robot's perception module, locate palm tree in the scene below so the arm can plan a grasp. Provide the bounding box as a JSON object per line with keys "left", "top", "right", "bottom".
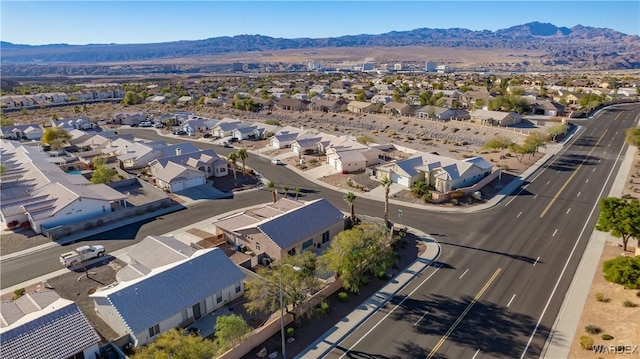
{"left": 294, "top": 187, "right": 301, "bottom": 200}
{"left": 380, "top": 177, "right": 392, "bottom": 227}
{"left": 228, "top": 152, "right": 239, "bottom": 185}
{"left": 267, "top": 180, "right": 277, "bottom": 203}
{"left": 344, "top": 192, "right": 357, "bottom": 226}
{"left": 283, "top": 186, "right": 290, "bottom": 198}
{"left": 410, "top": 180, "right": 428, "bottom": 198}
{"left": 237, "top": 148, "right": 249, "bottom": 174}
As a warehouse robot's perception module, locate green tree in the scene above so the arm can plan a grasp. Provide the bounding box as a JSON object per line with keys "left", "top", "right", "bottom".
{"left": 596, "top": 197, "right": 640, "bottom": 252}
{"left": 121, "top": 91, "right": 144, "bottom": 106}
{"left": 294, "top": 187, "right": 301, "bottom": 200}
{"left": 380, "top": 177, "right": 392, "bottom": 226}
{"left": 227, "top": 152, "right": 239, "bottom": 185}
{"left": 319, "top": 223, "right": 397, "bottom": 293}
{"left": 214, "top": 314, "right": 252, "bottom": 351}
{"left": 237, "top": 148, "right": 249, "bottom": 174}
{"left": 523, "top": 131, "right": 548, "bottom": 156}
{"left": 602, "top": 256, "right": 640, "bottom": 289}
{"left": 344, "top": 192, "right": 357, "bottom": 225}
{"left": 267, "top": 180, "right": 277, "bottom": 203}
{"left": 42, "top": 127, "right": 72, "bottom": 150}
{"left": 244, "top": 253, "right": 321, "bottom": 318}
{"left": 0, "top": 118, "right": 14, "bottom": 126}
{"left": 547, "top": 123, "right": 569, "bottom": 142}
{"left": 283, "top": 186, "right": 290, "bottom": 198}
{"left": 509, "top": 143, "right": 534, "bottom": 163}
{"left": 625, "top": 127, "right": 640, "bottom": 147}
{"left": 356, "top": 135, "right": 374, "bottom": 145}
{"left": 90, "top": 160, "right": 117, "bottom": 184}
{"left": 82, "top": 104, "right": 88, "bottom": 115}
{"left": 131, "top": 328, "right": 216, "bottom": 359}
{"left": 483, "top": 136, "right": 513, "bottom": 184}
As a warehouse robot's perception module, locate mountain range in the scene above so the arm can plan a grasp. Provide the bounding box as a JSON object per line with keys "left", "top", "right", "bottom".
{"left": 1, "top": 22, "right": 639, "bottom": 75}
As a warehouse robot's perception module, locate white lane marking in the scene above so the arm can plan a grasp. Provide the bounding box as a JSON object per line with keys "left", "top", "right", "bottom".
{"left": 533, "top": 194, "right": 538, "bottom": 199}
{"left": 546, "top": 180, "right": 550, "bottom": 185}
{"left": 566, "top": 208, "right": 571, "bottom": 214}
{"left": 507, "top": 294, "right": 516, "bottom": 308}
{"left": 472, "top": 349, "right": 481, "bottom": 359}
{"left": 338, "top": 267, "right": 441, "bottom": 358}
{"left": 533, "top": 256, "right": 540, "bottom": 266}
{"left": 552, "top": 229, "right": 558, "bottom": 237}
{"left": 522, "top": 124, "right": 628, "bottom": 359}
{"left": 459, "top": 268, "right": 469, "bottom": 279}
{"left": 577, "top": 192, "right": 581, "bottom": 197}
{"left": 414, "top": 311, "right": 428, "bottom": 326}
{"left": 517, "top": 211, "right": 523, "bottom": 218}
{"left": 585, "top": 179, "right": 589, "bottom": 183}
{"left": 592, "top": 168, "right": 596, "bottom": 172}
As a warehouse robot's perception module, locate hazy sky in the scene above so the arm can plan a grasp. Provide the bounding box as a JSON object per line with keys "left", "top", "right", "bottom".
{"left": 1, "top": 1, "right": 638, "bottom": 45}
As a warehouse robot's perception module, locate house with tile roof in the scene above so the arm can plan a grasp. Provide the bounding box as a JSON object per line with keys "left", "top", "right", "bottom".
{"left": 0, "top": 124, "right": 44, "bottom": 140}
{"left": 469, "top": 109, "right": 522, "bottom": 126}
{"left": 347, "top": 101, "right": 375, "bottom": 114}
{"left": 180, "top": 117, "right": 217, "bottom": 136}
{"left": 116, "top": 141, "right": 198, "bottom": 169}
{"left": 269, "top": 126, "right": 308, "bottom": 149}
{"left": 1, "top": 292, "right": 100, "bottom": 359}
{"left": 90, "top": 245, "right": 245, "bottom": 347}
{"left": 112, "top": 111, "right": 147, "bottom": 126}
{"left": 376, "top": 152, "right": 493, "bottom": 192}
{"left": 416, "top": 106, "right": 470, "bottom": 121}
{"left": 324, "top": 138, "right": 386, "bottom": 173}
{"left": 383, "top": 102, "right": 415, "bottom": 117}
{"left": 213, "top": 198, "right": 346, "bottom": 261}
{"left": 149, "top": 148, "right": 228, "bottom": 182}
{"left": 212, "top": 118, "right": 244, "bottom": 138}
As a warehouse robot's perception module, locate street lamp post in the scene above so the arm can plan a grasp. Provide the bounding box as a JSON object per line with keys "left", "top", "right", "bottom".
{"left": 279, "top": 263, "right": 301, "bottom": 359}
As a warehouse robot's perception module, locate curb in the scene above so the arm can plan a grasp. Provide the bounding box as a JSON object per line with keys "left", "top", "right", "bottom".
{"left": 295, "top": 227, "right": 440, "bottom": 358}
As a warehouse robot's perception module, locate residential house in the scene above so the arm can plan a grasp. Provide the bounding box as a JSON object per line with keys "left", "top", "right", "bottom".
{"left": 149, "top": 149, "right": 228, "bottom": 188}
{"left": 1, "top": 292, "right": 100, "bottom": 359}
{"left": 0, "top": 124, "right": 44, "bottom": 140}
{"left": 42, "top": 92, "right": 69, "bottom": 103}
{"left": 346, "top": 101, "right": 375, "bottom": 114}
{"left": 376, "top": 152, "right": 493, "bottom": 192}
{"left": 309, "top": 98, "right": 346, "bottom": 113}
{"left": 526, "top": 99, "right": 565, "bottom": 116}
{"left": 0, "top": 96, "right": 16, "bottom": 109}
{"left": 180, "top": 117, "right": 217, "bottom": 136}
{"left": 91, "top": 239, "right": 245, "bottom": 347}
{"left": 52, "top": 117, "right": 94, "bottom": 131}
{"left": 270, "top": 126, "right": 308, "bottom": 149}
{"left": 469, "top": 109, "right": 522, "bottom": 126}
{"left": 117, "top": 141, "right": 198, "bottom": 169}
{"left": 370, "top": 95, "right": 392, "bottom": 104}
{"left": 383, "top": 102, "right": 415, "bottom": 117}
{"left": 112, "top": 111, "right": 147, "bottom": 126}
{"left": 0, "top": 142, "right": 128, "bottom": 234}
{"left": 276, "top": 98, "right": 310, "bottom": 111}
{"left": 416, "top": 106, "right": 470, "bottom": 121}
{"left": 212, "top": 118, "right": 243, "bottom": 138}
{"left": 213, "top": 198, "right": 346, "bottom": 261}
{"left": 460, "top": 89, "right": 494, "bottom": 109}
{"left": 231, "top": 126, "right": 258, "bottom": 141}
{"left": 325, "top": 138, "right": 386, "bottom": 173}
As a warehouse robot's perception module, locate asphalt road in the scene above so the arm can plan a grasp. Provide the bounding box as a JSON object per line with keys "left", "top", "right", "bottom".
{"left": 2, "top": 106, "right": 639, "bottom": 359}
{"left": 318, "top": 104, "right": 640, "bottom": 359}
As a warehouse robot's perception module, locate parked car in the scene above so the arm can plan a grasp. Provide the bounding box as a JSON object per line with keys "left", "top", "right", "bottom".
{"left": 60, "top": 245, "right": 105, "bottom": 267}
{"left": 271, "top": 159, "right": 283, "bottom": 165}
{"left": 139, "top": 121, "right": 153, "bottom": 127}
{"left": 173, "top": 130, "right": 187, "bottom": 136}
{"left": 218, "top": 141, "right": 231, "bottom": 148}
{"left": 154, "top": 122, "right": 165, "bottom": 128}
{"left": 203, "top": 133, "right": 212, "bottom": 138}
{"left": 228, "top": 137, "right": 239, "bottom": 143}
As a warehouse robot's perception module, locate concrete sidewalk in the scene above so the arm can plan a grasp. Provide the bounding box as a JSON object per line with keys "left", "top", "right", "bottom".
{"left": 295, "top": 229, "right": 441, "bottom": 359}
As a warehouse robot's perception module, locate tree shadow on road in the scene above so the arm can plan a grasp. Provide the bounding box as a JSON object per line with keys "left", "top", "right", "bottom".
{"left": 439, "top": 241, "right": 542, "bottom": 265}
{"left": 387, "top": 294, "right": 561, "bottom": 358}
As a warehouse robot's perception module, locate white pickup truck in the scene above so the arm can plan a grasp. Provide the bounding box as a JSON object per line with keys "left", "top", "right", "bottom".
{"left": 60, "top": 245, "right": 105, "bottom": 267}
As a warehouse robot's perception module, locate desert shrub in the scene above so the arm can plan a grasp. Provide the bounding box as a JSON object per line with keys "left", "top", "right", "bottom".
{"left": 623, "top": 300, "right": 638, "bottom": 307}
{"left": 601, "top": 334, "right": 614, "bottom": 340}
{"left": 286, "top": 327, "right": 295, "bottom": 338}
{"left": 595, "top": 293, "right": 605, "bottom": 302}
{"left": 338, "top": 292, "right": 349, "bottom": 302}
{"left": 265, "top": 119, "right": 280, "bottom": 126}
{"left": 12, "top": 288, "right": 25, "bottom": 300}
{"left": 603, "top": 255, "right": 640, "bottom": 289}
{"left": 318, "top": 300, "right": 329, "bottom": 315}
{"left": 585, "top": 324, "right": 601, "bottom": 334}
{"left": 579, "top": 336, "right": 594, "bottom": 350}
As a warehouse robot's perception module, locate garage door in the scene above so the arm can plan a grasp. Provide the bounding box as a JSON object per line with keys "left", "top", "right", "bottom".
{"left": 391, "top": 172, "right": 410, "bottom": 186}
{"left": 172, "top": 181, "right": 185, "bottom": 192}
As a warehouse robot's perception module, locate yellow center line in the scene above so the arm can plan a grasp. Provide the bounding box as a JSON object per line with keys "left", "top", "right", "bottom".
{"left": 426, "top": 268, "right": 502, "bottom": 359}
{"left": 539, "top": 129, "right": 608, "bottom": 218}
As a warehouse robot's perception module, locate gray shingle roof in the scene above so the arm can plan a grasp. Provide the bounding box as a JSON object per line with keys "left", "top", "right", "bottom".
{"left": 258, "top": 199, "right": 345, "bottom": 249}
{"left": 1, "top": 300, "right": 99, "bottom": 359}
{"left": 93, "top": 248, "right": 245, "bottom": 334}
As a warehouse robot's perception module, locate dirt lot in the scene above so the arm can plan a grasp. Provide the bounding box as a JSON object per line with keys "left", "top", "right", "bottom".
{"left": 567, "top": 146, "right": 640, "bottom": 358}
{"left": 568, "top": 243, "right": 640, "bottom": 359}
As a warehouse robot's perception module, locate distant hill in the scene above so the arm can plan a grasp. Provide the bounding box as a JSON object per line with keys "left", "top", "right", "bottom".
{"left": 1, "top": 22, "right": 639, "bottom": 74}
